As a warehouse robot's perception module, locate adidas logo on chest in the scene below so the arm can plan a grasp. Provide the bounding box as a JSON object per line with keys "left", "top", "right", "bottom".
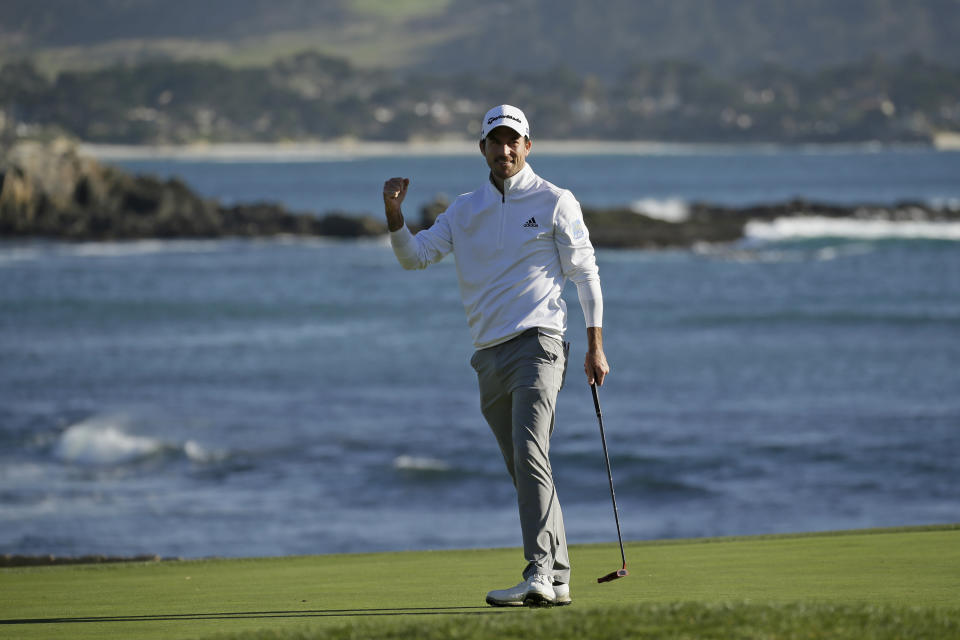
{"left": 522, "top": 217, "right": 539, "bottom": 228}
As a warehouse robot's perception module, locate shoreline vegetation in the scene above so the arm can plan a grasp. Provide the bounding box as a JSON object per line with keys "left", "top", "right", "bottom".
{"left": 5, "top": 48, "right": 959, "bottom": 149}
{"left": 2, "top": 139, "right": 959, "bottom": 247}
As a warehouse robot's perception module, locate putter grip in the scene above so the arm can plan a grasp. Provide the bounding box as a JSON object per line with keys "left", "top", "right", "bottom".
{"left": 591, "top": 382, "right": 602, "bottom": 418}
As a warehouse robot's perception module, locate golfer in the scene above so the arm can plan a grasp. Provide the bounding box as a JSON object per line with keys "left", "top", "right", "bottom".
{"left": 382, "top": 104, "right": 609, "bottom": 607}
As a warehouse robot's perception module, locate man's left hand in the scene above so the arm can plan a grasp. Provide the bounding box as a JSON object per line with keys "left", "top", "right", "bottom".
{"left": 585, "top": 327, "right": 610, "bottom": 386}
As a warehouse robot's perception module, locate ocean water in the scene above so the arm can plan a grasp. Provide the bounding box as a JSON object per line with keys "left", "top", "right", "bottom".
{"left": 1, "top": 147, "right": 959, "bottom": 559}
{"left": 104, "top": 144, "right": 960, "bottom": 216}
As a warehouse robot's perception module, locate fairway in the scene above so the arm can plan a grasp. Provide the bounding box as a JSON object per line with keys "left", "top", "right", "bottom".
{"left": 1, "top": 526, "right": 957, "bottom": 639}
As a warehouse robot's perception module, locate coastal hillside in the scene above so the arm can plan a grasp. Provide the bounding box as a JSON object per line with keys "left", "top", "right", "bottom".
{"left": 2, "top": 0, "right": 958, "bottom": 75}
{"left": 2, "top": 51, "right": 959, "bottom": 145}
{"left": 2, "top": 2, "right": 958, "bottom": 146}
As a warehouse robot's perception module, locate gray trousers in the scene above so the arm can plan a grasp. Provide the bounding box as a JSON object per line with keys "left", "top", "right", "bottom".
{"left": 470, "top": 328, "right": 570, "bottom": 585}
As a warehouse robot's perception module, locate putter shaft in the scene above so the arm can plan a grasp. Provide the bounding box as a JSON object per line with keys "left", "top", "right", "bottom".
{"left": 592, "top": 383, "right": 628, "bottom": 582}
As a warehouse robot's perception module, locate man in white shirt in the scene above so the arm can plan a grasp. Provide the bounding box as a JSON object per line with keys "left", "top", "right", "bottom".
{"left": 382, "top": 105, "right": 610, "bottom": 607}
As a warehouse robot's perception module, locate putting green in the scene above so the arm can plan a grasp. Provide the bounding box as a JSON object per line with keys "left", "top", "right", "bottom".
{"left": 1, "top": 525, "right": 957, "bottom": 639}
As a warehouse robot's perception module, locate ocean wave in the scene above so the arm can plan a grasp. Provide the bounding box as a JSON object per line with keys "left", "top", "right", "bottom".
{"left": 54, "top": 416, "right": 165, "bottom": 465}
{"left": 745, "top": 216, "right": 960, "bottom": 241}
{"left": 630, "top": 198, "right": 690, "bottom": 222}
{"left": 52, "top": 416, "right": 219, "bottom": 466}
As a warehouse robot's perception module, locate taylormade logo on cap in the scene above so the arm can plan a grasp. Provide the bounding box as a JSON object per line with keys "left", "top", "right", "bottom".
{"left": 481, "top": 105, "right": 530, "bottom": 140}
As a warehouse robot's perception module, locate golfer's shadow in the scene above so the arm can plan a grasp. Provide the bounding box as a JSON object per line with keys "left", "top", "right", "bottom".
{"left": 1, "top": 606, "right": 511, "bottom": 626}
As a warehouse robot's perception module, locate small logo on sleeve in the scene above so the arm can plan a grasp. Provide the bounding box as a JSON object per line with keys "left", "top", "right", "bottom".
{"left": 572, "top": 221, "right": 585, "bottom": 239}
{"left": 522, "top": 217, "right": 539, "bottom": 228}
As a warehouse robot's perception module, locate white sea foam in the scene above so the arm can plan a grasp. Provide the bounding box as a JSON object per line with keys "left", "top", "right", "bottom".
{"left": 63, "top": 240, "right": 224, "bottom": 258}
{"left": 812, "top": 243, "right": 877, "bottom": 261}
{"left": 630, "top": 198, "right": 690, "bottom": 222}
{"left": 0, "top": 246, "right": 46, "bottom": 265}
{"left": 183, "top": 439, "right": 230, "bottom": 463}
{"left": 54, "top": 416, "right": 166, "bottom": 465}
{"left": 393, "top": 455, "right": 450, "bottom": 472}
{"left": 184, "top": 440, "right": 210, "bottom": 462}
{"left": 696, "top": 241, "right": 876, "bottom": 263}
{"left": 745, "top": 216, "right": 960, "bottom": 241}
{"left": 0, "top": 240, "right": 226, "bottom": 263}
{"left": 0, "top": 238, "right": 361, "bottom": 266}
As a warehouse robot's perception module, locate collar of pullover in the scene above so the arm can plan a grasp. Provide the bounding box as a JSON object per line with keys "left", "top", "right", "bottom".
{"left": 489, "top": 163, "right": 535, "bottom": 198}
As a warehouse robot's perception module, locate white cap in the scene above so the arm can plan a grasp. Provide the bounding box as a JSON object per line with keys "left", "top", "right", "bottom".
{"left": 480, "top": 104, "right": 530, "bottom": 140}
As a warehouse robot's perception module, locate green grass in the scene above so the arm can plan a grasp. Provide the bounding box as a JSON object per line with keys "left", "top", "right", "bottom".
{"left": 1, "top": 526, "right": 957, "bottom": 639}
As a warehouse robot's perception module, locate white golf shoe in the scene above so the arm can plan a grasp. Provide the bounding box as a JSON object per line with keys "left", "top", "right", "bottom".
{"left": 485, "top": 574, "right": 556, "bottom": 607}
{"left": 553, "top": 582, "right": 572, "bottom": 606}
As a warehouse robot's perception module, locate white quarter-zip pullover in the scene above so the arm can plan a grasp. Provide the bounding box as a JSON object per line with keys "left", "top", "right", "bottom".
{"left": 390, "top": 164, "right": 603, "bottom": 349}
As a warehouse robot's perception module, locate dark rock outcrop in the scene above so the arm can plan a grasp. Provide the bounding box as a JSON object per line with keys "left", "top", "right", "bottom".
{"left": 583, "top": 206, "right": 746, "bottom": 248}
{"left": 583, "top": 198, "right": 960, "bottom": 248}
{"left": 0, "top": 140, "right": 387, "bottom": 240}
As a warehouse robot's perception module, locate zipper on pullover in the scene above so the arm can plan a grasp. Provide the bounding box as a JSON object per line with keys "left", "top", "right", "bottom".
{"left": 498, "top": 191, "right": 506, "bottom": 249}
{"left": 490, "top": 173, "right": 507, "bottom": 250}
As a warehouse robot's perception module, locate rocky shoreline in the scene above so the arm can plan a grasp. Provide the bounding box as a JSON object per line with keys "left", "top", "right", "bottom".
{"left": 0, "top": 140, "right": 385, "bottom": 241}
{"left": 584, "top": 199, "right": 960, "bottom": 248}
{"left": 2, "top": 140, "right": 957, "bottom": 248}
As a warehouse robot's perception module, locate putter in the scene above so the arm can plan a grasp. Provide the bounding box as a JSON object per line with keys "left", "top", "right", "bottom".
{"left": 591, "top": 383, "right": 629, "bottom": 583}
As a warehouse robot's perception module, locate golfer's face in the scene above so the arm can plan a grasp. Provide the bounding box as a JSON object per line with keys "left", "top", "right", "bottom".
{"left": 482, "top": 127, "right": 530, "bottom": 182}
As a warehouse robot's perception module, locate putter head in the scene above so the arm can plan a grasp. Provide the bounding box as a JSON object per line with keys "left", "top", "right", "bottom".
{"left": 597, "top": 568, "right": 629, "bottom": 583}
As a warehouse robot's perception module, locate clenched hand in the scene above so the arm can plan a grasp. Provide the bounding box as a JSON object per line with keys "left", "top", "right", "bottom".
{"left": 382, "top": 177, "right": 409, "bottom": 232}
